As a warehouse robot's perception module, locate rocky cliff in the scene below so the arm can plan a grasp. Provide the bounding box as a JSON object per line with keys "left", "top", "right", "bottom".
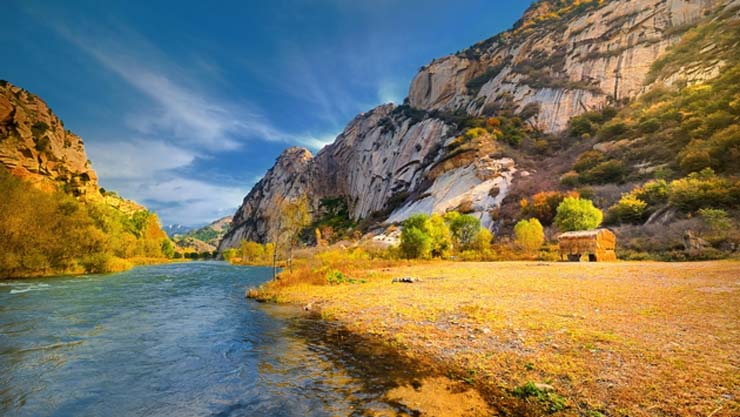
{"left": 0, "top": 81, "right": 101, "bottom": 198}
{"left": 0, "top": 80, "right": 154, "bottom": 215}
{"left": 220, "top": 0, "right": 736, "bottom": 251}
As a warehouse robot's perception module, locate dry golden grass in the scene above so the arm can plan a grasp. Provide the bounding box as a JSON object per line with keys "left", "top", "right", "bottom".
{"left": 252, "top": 260, "right": 740, "bottom": 416}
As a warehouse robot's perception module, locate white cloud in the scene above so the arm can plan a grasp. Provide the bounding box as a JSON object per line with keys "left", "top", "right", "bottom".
{"left": 377, "top": 79, "right": 404, "bottom": 104}
{"left": 106, "top": 177, "right": 248, "bottom": 226}
{"left": 87, "top": 139, "right": 195, "bottom": 179}
{"left": 294, "top": 131, "right": 341, "bottom": 151}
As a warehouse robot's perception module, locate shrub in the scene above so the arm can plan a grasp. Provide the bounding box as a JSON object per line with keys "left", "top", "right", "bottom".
{"left": 520, "top": 191, "right": 579, "bottom": 226}
{"left": 581, "top": 160, "right": 627, "bottom": 184}
{"left": 471, "top": 228, "right": 494, "bottom": 252}
{"left": 632, "top": 179, "right": 669, "bottom": 206}
{"left": 606, "top": 194, "right": 648, "bottom": 225}
{"left": 698, "top": 208, "right": 732, "bottom": 233}
{"left": 597, "top": 120, "right": 629, "bottom": 141}
{"left": 554, "top": 197, "right": 603, "bottom": 231}
{"left": 31, "top": 121, "right": 50, "bottom": 138}
{"left": 568, "top": 115, "right": 595, "bottom": 138}
{"left": 222, "top": 248, "right": 238, "bottom": 262}
{"left": 560, "top": 171, "right": 580, "bottom": 187}
{"left": 668, "top": 168, "right": 740, "bottom": 211}
{"left": 514, "top": 218, "right": 545, "bottom": 252}
{"left": 464, "top": 127, "right": 488, "bottom": 140}
{"left": 573, "top": 150, "right": 603, "bottom": 173}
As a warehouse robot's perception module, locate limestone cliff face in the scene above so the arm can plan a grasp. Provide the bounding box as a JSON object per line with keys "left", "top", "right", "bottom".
{"left": 0, "top": 81, "right": 100, "bottom": 198}
{"left": 408, "top": 0, "right": 724, "bottom": 132}
{"left": 220, "top": 0, "right": 734, "bottom": 250}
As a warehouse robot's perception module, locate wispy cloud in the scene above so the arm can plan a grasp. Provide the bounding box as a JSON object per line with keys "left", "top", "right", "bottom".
{"left": 51, "top": 23, "right": 294, "bottom": 150}
{"left": 105, "top": 176, "right": 248, "bottom": 226}
{"left": 87, "top": 139, "right": 195, "bottom": 179}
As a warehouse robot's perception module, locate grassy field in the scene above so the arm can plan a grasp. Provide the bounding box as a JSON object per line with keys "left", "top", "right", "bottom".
{"left": 251, "top": 261, "right": 739, "bottom": 416}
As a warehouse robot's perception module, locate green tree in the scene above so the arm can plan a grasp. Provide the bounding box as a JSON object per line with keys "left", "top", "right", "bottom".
{"left": 514, "top": 218, "right": 545, "bottom": 252}
{"left": 449, "top": 214, "right": 481, "bottom": 250}
{"left": 400, "top": 226, "right": 432, "bottom": 259}
{"left": 428, "top": 214, "right": 453, "bottom": 258}
{"left": 554, "top": 197, "right": 603, "bottom": 232}
{"left": 160, "top": 239, "right": 175, "bottom": 258}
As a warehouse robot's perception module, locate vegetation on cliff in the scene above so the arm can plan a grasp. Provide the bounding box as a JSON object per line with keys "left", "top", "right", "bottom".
{"left": 0, "top": 160, "right": 173, "bottom": 279}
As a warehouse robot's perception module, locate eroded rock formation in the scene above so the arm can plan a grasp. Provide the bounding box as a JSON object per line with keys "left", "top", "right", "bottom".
{"left": 220, "top": 0, "right": 733, "bottom": 250}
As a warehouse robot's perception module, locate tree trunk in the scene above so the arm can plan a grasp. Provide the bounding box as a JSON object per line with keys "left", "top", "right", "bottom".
{"left": 272, "top": 245, "right": 278, "bottom": 279}
{"left": 288, "top": 243, "right": 293, "bottom": 273}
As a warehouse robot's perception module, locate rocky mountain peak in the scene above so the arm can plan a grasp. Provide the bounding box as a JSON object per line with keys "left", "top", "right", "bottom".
{"left": 0, "top": 80, "right": 100, "bottom": 198}
{"left": 219, "top": 0, "right": 735, "bottom": 251}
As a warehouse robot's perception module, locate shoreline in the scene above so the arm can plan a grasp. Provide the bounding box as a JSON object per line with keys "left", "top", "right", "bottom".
{"left": 0, "top": 257, "right": 190, "bottom": 281}
{"left": 249, "top": 260, "right": 740, "bottom": 416}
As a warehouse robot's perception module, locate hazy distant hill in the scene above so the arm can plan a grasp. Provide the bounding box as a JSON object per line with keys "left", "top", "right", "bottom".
{"left": 175, "top": 216, "right": 232, "bottom": 254}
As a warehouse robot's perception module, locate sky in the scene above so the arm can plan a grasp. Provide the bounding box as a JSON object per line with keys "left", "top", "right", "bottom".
{"left": 2, "top": 0, "right": 531, "bottom": 226}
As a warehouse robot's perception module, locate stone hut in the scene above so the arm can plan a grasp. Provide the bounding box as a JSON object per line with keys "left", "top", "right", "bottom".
{"left": 557, "top": 229, "right": 617, "bottom": 262}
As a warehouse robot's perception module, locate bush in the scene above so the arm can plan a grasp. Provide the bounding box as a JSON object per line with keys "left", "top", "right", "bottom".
{"left": 668, "top": 168, "right": 740, "bottom": 211}
{"left": 581, "top": 160, "right": 627, "bottom": 184}
{"left": 698, "top": 208, "right": 732, "bottom": 233}
{"left": 568, "top": 115, "right": 595, "bottom": 138}
{"left": 520, "top": 191, "right": 579, "bottom": 226}
{"left": 573, "top": 150, "right": 604, "bottom": 173}
{"left": 554, "top": 197, "right": 603, "bottom": 231}
{"left": 606, "top": 194, "right": 648, "bottom": 225}
{"left": 471, "top": 228, "right": 494, "bottom": 252}
{"left": 514, "top": 218, "right": 545, "bottom": 252}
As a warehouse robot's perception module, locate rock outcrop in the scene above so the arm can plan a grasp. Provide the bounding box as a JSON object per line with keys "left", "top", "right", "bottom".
{"left": 0, "top": 80, "right": 156, "bottom": 218}
{"left": 0, "top": 81, "right": 99, "bottom": 198}
{"left": 220, "top": 0, "right": 734, "bottom": 250}
{"left": 409, "top": 0, "right": 725, "bottom": 132}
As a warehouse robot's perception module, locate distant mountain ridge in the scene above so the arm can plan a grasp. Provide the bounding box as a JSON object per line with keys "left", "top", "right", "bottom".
{"left": 174, "top": 216, "right": 232, "bottom": 254}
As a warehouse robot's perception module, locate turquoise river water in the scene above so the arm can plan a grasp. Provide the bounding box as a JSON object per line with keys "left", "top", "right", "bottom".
{"left": 0, "top": 262, "right": 419, "bottom": 417}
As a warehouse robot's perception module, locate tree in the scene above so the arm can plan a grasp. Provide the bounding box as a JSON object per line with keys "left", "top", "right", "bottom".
{"left": 448, "top": 214, "right": 481, "bottom": 250}
{"left": 428, "top": 214, "right": 452, "bottom": 258}
{"left": 240, "top": 240, "right": 266, "bottom": 264}
{"left": 471, "top": 228, "right": 493, "bottom": 252}
{"left": 268, "top": 196, "right": 311, "bottom": 277}
{"left": 514, "top": 218, "right": 545, "bottom": 252}
{"left": 160, "top": 239, "right": 175, "bottom": 258}
{"left": 554, "top": 197, "right": 603, "bottom": 232}
{"left": 400, "top": 227, "right": 432, "bottom": 259}
{"left": 399, "top": 213, "right": 455, "bottom": 259}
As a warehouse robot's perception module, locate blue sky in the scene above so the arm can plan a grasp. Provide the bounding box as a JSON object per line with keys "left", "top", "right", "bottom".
{"left": 3, "top": 0, "right": 531, "bottom": 226}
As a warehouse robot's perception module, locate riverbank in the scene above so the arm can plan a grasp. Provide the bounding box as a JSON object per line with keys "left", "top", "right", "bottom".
{"left": 0, "top": 256, "right": 189, "bottom": 280}
{"left": 249, "top": 261, "right": 740, "bottom": 416}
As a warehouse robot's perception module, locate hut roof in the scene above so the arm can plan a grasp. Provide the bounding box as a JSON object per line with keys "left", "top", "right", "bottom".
{"left": 557, "top": 229, "right": 613, "bottom": 239}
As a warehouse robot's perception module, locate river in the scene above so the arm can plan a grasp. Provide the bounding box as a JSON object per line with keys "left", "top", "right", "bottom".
{"left": 0, "top": 262, "right": 420, "bottom": 417}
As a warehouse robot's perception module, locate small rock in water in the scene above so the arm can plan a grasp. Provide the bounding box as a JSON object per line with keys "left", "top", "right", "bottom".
{"left": 392, "top": 277, "right": 422, "bottom": 283}
{"left": 303, "top": 303, "right": 313, "bottom": 311}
